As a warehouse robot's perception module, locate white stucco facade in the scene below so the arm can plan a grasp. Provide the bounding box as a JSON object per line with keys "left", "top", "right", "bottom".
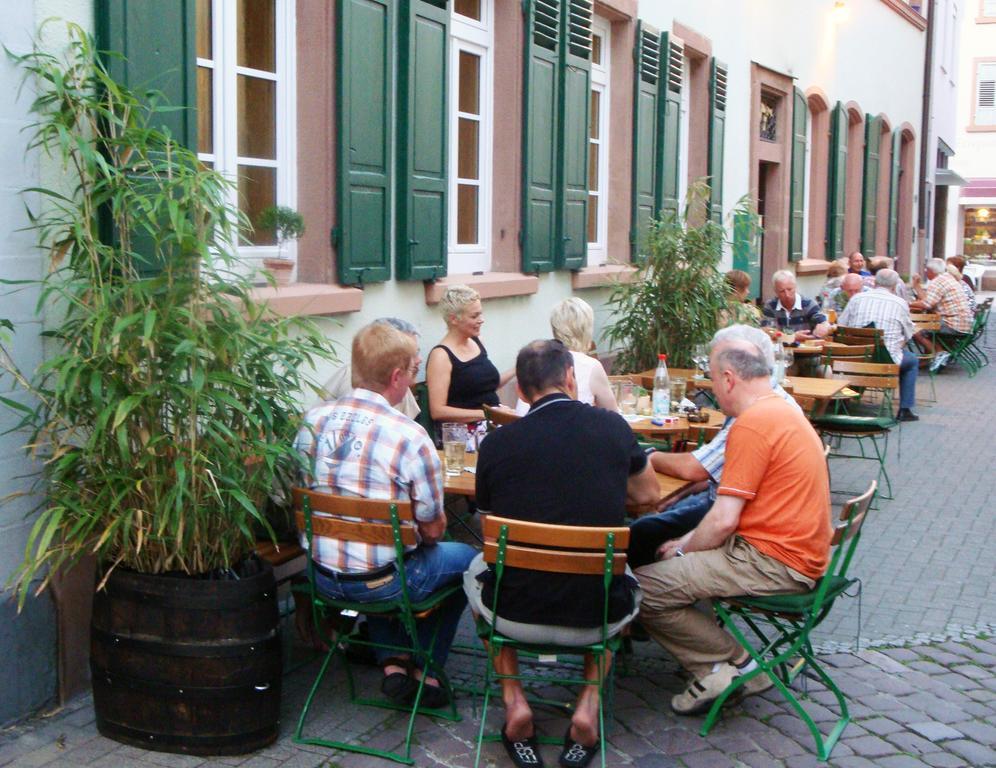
{"left": 946, "top": 0, "right": 996, "bottom": 261}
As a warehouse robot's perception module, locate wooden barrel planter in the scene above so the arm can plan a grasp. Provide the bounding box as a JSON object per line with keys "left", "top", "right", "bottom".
{"left": 90, "top": 557, "right": 282, "bottom": 755}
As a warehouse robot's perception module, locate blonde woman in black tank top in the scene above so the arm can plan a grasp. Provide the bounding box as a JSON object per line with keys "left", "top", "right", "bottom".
{"left": 426, "top": 285, "right": 515, "bottom": 425}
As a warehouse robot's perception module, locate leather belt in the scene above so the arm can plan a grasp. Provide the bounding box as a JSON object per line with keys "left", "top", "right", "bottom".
{"left": 313, "top": 555, "right": 409, "bottom": 583}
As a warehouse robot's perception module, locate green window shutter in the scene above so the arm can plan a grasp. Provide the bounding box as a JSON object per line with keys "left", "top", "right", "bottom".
{"left": 557, "top": 0, "right": 592, "bottom": 270}
{"left": 826, "top": 101, "right": 848, "bottom": 260}
{"left": 658, "top": 33, "right": 683, "bottom": 218}
{"left": 888, "top": 129, "right": 902, "bottom": 257}
{"left": 733, "top": 211, "right": 761, "bottom": 301}
{"left": 521, "top": 0, "right": 561, "bottom": 273}
{"left": 337, "top": 0, "right": 394, "bottom": 286}
{"left": 396, "top": 0, "right": 448, "bottom": 281}
{"left": 96, "top": 0, "right": 197, "bottom": 149}
{"left": 788, "top": 86, "right": 807, "bottom": 262}
{"left": 630, "top": 22, "right": 660, "bottom": 264}
{"left": 707, "top": 58, "right": 727, "bottom": 225}
{"left": 861, "top": 114, "right": 882, "bottom": 254}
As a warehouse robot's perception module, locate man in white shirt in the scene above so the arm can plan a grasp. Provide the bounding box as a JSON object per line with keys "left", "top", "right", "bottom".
{"left": 837, "top": 269, "right": 919, "bottom": 422}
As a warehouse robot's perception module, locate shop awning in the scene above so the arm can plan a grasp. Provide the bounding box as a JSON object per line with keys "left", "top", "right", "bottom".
{"left": 935, "top": 168, "right": 967, "bottom": 186}
{"left": 960, "top": 178, "right": 996, "bottom": 198}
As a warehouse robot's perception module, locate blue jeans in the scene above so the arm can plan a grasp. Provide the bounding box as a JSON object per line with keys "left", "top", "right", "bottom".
{"left": 313, "top": 542, "right": 477, "bottom": 670}
{"left": 628, "top": 489, "right": 713, "bottom": 568}
{"left": 899, "top": 348, "right": 918, "bottom": 410}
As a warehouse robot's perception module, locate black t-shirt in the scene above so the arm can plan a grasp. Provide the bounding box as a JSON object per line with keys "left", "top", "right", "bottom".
{"left": 475, "top": 394, "right": 648, "bottom": 627}
{"left": 432, "top": 337, "right": 501, "bottom": 410}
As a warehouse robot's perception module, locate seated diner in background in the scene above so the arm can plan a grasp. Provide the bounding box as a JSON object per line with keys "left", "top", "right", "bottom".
{"left": 295, "top": 321, "right": 476, "bottom": 708}
{"left": 628, "top": 326, "right": 801, "bottom": 569}
{"left": 848, "top": 250, "right": 872, "bottom": 277}
{"left": 837, "top": 269, "right": 919, "bottom": 421}
{"left": 466, "top": 339, "right": 659, "bottom": 767}
{"left": 317, "top": 316, "right": 421, "bottom": 419}
{"left": 910, "top": 258, "right": 974, "bottom": 365}
{"left": 817, "top": 260, "right": 848, "bottom": 312}
{"left": 515, "top": 297, "right": 618, "bottom": 415}
{"left": 718, "top": 269, "right": 762, "bottom": 328}
{"left": 426, "top": 285, "right": 515, "bottom": 429}
{"left": 945, "top": 256, "right": 977, "bottom": 312}
{"left": 635, "top": 326, "right": 832, "bottom": 717}
{"left": 761, "top": 270, "right": 833, "bottom": 341}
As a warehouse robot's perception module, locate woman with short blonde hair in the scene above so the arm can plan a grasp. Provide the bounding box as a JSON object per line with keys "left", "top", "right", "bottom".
{"left": 426, "top": 285, "right": 514, "bottom": 425}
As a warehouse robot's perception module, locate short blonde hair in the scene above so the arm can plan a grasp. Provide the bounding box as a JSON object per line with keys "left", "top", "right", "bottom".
{"left": 725, "top": 269, "right": 752, "bottom": 293}
{"left": 351, "top": 322, "right": 417, "bottom": 391}
{"left": 439, "top": 285, "right": 481, "bottom": 326}
{"left": 549, "top": 297, "right": 594, "bottom": 353}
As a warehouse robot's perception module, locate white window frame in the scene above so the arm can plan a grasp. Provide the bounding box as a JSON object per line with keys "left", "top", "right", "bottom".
{"left": 197, "top": 0, "right": 297, "bottom": 271}
{"left": 448, "top": 0, "right": 494, "bottom": 275}
{"left": 586, "top": 16, "right": 611, "bottom": 266}
{"left": 677, "top": 56, "right": 691, "bottom": 216}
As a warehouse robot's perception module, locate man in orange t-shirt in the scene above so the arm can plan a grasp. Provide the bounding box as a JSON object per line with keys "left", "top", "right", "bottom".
{"left": 635, "top": 325, "right": 832, "bottom": 716}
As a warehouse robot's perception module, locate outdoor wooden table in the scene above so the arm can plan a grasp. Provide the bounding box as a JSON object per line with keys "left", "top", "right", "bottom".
{"left": 622, "top": 408, "right": 725, "bottom": 438}
{"left": 440, "top": 451, "right": 694, "bottom": 514}
{"left": 636, "top": 367, "right": 851, "bottom": 417}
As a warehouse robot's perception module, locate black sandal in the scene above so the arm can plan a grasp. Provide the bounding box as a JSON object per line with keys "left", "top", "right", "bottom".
{"left": 558, "top": 726, "right": 599, "bottom": 768}
{"left": 501, "top": 725, "right": 544, "bottom": 767}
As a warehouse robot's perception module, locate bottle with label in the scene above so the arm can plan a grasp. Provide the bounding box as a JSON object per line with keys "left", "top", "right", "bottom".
{"left": 771, "top": 333, "right": 786, "bottom": 388}
{"left": 652, "top": 353, "right": 670, "bottom": 420}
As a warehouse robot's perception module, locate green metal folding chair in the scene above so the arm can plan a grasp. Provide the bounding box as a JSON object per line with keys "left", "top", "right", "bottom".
{"left": 700, "top": 481, "right": 877, "bottom": 762}
{"left": 910, "top": 313, "right": 940, "bottom": 403}
{"left": 812, "top": 361, "right": 898, "bottom": 499}
{"left": 473, "top": 516, "right": 631, "bottom": 768}
{"left": 937, "top": 307, "right": 989, "bottom": 376}
{"left": 291, "top": 489, "right": 462, "bottom": 765}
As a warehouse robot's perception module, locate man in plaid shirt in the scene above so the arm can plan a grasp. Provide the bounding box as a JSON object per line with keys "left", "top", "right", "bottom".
{"left": 296, "top": 321, "right": 476, "bottom": 708}
{"left": 837, "top": 269, "right": 920, "bottom": 422}
{"left": 911, "top": 258, "right": 974, "bottom": 370}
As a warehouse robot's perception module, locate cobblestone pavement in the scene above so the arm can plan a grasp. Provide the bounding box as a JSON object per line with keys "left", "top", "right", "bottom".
{"left": 1, "top": 304, "right": 994, "bottom": 767}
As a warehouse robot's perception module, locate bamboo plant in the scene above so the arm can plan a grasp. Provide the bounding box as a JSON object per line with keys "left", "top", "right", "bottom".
{"left": 0, "top": 25, "right": 336, "bottom": 605}
{"left": 602, "top": 184, "right": 757, "bottom": 371}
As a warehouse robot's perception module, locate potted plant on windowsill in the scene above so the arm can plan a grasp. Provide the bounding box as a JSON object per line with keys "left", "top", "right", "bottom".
{"left": 1, "top": 27, "right": 335, "bottom": 755}
{"left": 259, "top": 205, "right": 305, "bottom": 286}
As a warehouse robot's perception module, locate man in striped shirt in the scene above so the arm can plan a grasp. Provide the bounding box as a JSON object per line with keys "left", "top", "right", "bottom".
{"left": 910, "top": 258, "right": 974, "bottom": 370}
{"left": 761, "top": 270, "right": 832, "bottom": 341}
{"left": 836, "top": 269, "right": 919, "bottom": 421}
{"left": 296, "top": 322, "right": 476, "bottom": 707}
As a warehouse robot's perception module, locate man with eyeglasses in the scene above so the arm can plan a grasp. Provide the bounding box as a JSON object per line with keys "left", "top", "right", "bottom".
{"left": 296, "top": 321, "right": 476, "bottom": 709}
{"left": 319, "top": 316, "right": 423, "bottom": 418}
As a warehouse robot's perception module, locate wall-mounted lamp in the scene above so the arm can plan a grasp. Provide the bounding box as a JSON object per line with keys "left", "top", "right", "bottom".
{"left": 978, "top": 208, "right": 990, "bottom": 220}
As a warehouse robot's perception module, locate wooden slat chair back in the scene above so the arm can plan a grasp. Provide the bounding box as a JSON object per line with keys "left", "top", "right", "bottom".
{"left": 482, "top": 403, "right": 520, "bottom": 430}
{"left": 822, "top": 343, "right": 874, "bottom": 364}
{"left": 833, "top": 325, "right": 881, "bottom": 343}
{"left": 829, "top": 360, "right": 899, "bottom": 392}
{"left": 700, "top": 481, "right": 876, "bottom": 761}
{"left": 292, "top": 489, "right": 416, "bottom": 548}
{"left": 473, "top": 515, "right": 631, "bottom": 768}
{"left": 482, "top": 516, "right": 629, "bottom": 576}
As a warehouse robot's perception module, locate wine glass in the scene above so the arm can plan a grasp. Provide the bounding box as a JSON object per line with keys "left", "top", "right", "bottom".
{"left": 781, "top": 346, "right": 794, "bottom": 384}
{"left": 692, "top": 344, "right": 709, "bottom": 379}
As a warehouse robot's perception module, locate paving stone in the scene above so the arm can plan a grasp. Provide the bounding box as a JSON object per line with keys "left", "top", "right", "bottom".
{"left": 632, "top": 754, "right": 682, "bottom": 768}
{"left": 678, "top": 749, "right": 736, "bottom": 768}
{"left": 884, "top": 730, "right": 946, "bottom": 756}
{"left": 841, "top": 734, "right": 898, "bottom": 758}
{"left": 729, "top": 753, "right": 782, "bottom": 768}
{"left": 907, "top": 721, "right": 964, "bottom": 741}
{"left": 873, "top": 756, "right": 932, "bottom": 768}
{"left": 943, "top": 739, "right": 996, "bottom": 766}
{"left": 948, "top": 717, "right": 996, "bottom": 744}
{"left": 920, "top": 753, "right": 969, "bottom": 768}
{"left": 830, "top": 758, "right": 884, "bottom": 768}
{"left": 856, "top": 717, "right": 905, "bottom": 736}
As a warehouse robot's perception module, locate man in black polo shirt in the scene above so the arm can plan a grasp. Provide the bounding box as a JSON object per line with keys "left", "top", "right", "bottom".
{"left": 464, "top": 339, "right": 659, "bottom": 768}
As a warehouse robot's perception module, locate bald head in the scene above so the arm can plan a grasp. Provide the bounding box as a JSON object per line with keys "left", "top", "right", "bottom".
{"left": 841, "top": 273, "right": 864, "bottom": 298}
{"left": 710, "top": 338, "right": 770, "bottom": 382}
